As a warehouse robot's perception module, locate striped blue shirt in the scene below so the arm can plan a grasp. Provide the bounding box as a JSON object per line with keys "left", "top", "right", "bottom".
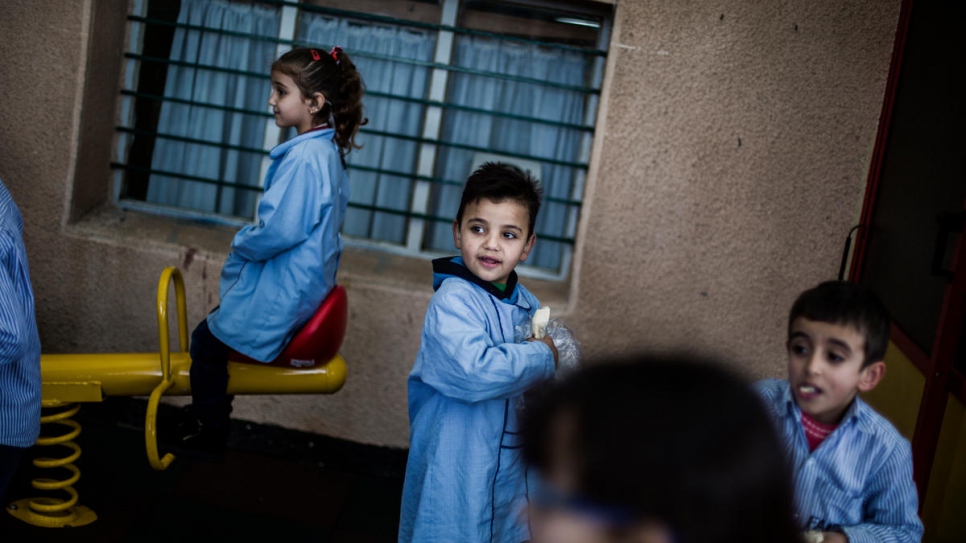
{"left": 0, "top": 179, "right": 41, "bottom": 448}
{"left": 755, "top": 379, "right": 923, "bottom": 543}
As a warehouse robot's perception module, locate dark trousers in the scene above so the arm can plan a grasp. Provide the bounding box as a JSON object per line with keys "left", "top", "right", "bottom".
{"left": 189, "top": 318, "right": 234, "bottom": 429}
{"left": 0, "top": 444, "right": 27, "bottom": 499}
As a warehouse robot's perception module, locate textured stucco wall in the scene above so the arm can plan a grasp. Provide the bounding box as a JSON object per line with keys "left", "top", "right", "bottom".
{"left": 0, "top": 0, "right": 900, "bottom": 448}
{"left": 568, "top": 0, "right": 899, "bottom": 377}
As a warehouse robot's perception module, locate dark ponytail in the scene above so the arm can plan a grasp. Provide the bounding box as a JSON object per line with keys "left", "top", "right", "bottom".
{"left": 328, "top": 48, "right": 367, "bottom": 157}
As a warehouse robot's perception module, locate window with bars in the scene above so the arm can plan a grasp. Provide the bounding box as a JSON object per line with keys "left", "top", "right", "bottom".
{"left": 114, "top": 0, "right": 610, "bottom": 278}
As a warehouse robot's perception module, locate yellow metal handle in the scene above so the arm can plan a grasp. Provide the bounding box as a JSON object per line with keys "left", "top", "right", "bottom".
{"left": 157, "top": 266, "right": 189, "bottom": 380}
{"left": 145, "top": 379, "right": 176, "bottom": 470}
{"left": 145, "top": 266, "right": 188, "bottom": 470}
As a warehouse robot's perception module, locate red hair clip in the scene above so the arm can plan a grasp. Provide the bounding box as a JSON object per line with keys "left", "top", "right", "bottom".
{"left": 330, "top": 46, "right": 343, "bottom": 62}
{"left": 310, "top": 49, "right": 321, "bottom": 61}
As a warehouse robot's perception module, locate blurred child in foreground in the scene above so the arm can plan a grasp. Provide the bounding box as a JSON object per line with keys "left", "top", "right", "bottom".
{"left": 521, "top": 354, "right": 802, "bottom": 543}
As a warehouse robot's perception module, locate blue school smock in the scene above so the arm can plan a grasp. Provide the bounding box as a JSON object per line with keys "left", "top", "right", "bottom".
{"left": 399, "top": 257, "right": 556, "bottom": 543}
{"left": 207, "top": 128, "right": 348, "bottom": 362}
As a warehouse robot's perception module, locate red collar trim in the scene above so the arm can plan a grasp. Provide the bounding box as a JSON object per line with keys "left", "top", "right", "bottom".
{"left": 305, "top": 124, "right": 330, "bottom": 134}
{"left": 801, "top": 411, "right": 838, "bottom": 451}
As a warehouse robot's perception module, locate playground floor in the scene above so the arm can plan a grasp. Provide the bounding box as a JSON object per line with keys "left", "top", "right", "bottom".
{"left": 0, "top": 397, "right": 406, "bottom": 542}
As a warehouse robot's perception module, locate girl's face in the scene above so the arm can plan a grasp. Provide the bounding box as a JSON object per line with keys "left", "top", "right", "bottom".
{"left": 268, "top": 71, "right": 319, "bottom": 135}
{"left": 528, "top": 413, "right": 673, "bottom": 543}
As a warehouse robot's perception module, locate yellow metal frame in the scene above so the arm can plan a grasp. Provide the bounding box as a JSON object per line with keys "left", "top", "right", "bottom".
{"left": 143, "top": 266, "right": 348, "bottom": 468}
{"left": 36, "top": 266, "right": 347, "bottom": 470}
{"left": 145, "top": 266, "right": 188, "bottom": 469}
{"left": 11, "top": 266, "right": 349, "bottom": 527}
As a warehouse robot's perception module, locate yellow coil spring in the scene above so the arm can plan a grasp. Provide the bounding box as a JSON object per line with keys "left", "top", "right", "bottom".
{"left": 29, "top": 403, "right": 84, "bottom": 514}
{"left": 6, "top": 403, "right": 96, "bottom": 527}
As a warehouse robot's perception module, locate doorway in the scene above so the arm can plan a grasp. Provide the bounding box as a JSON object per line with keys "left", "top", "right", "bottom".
{"left": 852, "top": 0, "right": 966, "bottom": 536}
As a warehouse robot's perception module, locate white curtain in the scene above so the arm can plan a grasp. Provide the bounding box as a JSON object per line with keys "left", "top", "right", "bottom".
{"left": 298, "top": 15, "right": 436, "bottom": 244}
{"left": 425, "top": 37, "right": 591, "bottom": 271}
{"left": 142, "top": 0, "right": 588, "bottom": 271}
{"left": 146, "top": 0, "right": 279, "bottom": 218}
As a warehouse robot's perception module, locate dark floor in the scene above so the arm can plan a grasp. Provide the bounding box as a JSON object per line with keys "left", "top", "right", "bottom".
{"left": 0, "top": 397, "right": 407, "bottom": 542}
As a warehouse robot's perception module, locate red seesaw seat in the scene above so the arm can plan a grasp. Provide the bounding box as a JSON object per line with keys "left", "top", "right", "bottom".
{"left": 228, "top": 285, "right": 348, "bottom": 369}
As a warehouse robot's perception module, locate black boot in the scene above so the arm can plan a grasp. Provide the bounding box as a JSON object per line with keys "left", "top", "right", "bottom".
{"left": 177, "top": 421, "right": 229, "bottom": 461}
{"left": 163, "top": 404, "right": 229, "bottom": 462}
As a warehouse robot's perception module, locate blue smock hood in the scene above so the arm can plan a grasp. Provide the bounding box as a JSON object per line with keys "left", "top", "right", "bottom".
{"left": 431, "top": 256, "right": 519, "bottom": 303}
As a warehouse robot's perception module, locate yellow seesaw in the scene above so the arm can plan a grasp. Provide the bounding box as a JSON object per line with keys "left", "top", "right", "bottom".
{"left": 7, "top": 266, "right": 348, "bottom": 528}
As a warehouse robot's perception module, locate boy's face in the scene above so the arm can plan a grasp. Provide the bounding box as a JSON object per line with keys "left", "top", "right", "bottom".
{"left": 453, "top": 197, "right": 535, "bottom": 285}
{"left": 786, "top": 318, "right": 885, "bottom": 424}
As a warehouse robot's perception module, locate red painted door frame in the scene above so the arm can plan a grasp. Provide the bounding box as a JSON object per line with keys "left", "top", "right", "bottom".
{"left": 848, "top": 0, "right": 913, "bottom": 280}
{"left": 849, "top": 0, "right": 966, "bottom": 506}
{"left": 909, "top": 211, "right": 966, "bottom": 500}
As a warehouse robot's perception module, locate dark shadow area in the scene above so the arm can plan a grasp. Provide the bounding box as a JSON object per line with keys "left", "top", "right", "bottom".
{"left": 1, "top": 397, "right": 406, "bottom": 542}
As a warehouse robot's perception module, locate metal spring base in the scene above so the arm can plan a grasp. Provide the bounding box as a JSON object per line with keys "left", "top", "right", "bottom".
{"left": 6, "top": 403, "right": 96, "bottom": 528}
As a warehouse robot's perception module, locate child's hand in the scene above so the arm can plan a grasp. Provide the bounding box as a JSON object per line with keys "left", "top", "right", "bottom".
{"left": 802, "top": 531, "right": 847, "bottom": 543}
{"left": 528, "top": 335, "right": 558, "bottom": 368}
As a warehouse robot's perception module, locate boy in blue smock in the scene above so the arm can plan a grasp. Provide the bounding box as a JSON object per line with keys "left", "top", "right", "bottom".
{"left": 399, "top": 162, "right": 559, "bottom": 543}
{"left": 755, "top": 281, "right": 923, "bottom": 543}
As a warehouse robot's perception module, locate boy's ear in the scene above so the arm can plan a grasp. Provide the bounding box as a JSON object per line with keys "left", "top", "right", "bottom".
{"left": 857, "top": 360, "right": 886, "bottom": 392}
{"left": 452, "top": 220, "right": 461, "bottom": 249}
{"left": 519, "top": 234, "right": 536, "bottom": 262}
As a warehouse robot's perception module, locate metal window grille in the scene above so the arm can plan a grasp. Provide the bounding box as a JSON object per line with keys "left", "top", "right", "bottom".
{"left": 114, "top": 0, "right": 609, "bottom": 278}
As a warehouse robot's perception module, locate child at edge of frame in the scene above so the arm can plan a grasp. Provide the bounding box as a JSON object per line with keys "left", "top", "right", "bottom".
{"left": 754, "top": 280, "right": 924, "bottom": 543}
{"left": 169, "top": 45, "right": 366, "bottom": 459}
{"left": 398, "top": 162, "right": 560, "bottom": 543}
{"left": 519, "top": 353, "right": 804, "bottom": 543}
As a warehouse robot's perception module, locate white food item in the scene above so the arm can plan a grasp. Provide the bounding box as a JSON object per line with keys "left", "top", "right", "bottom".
{"left": 802, "top": 531, "right": 824, "bottom": 543}
{"left": 532, "top": 307, "right": 550, "bottom": 339}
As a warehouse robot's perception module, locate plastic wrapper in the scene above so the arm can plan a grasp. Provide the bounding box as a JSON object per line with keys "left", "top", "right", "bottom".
{"left": 514, "top": 320, "right": 532, "bottom": 343}
{"left": 514, "top": 312, "right": 583, "bottom": 378}
{"left": 545, "top": 317, "right": 582, "bottom": 378}
{"left": 516, "top": 312, "right": 583, "bottom": 412}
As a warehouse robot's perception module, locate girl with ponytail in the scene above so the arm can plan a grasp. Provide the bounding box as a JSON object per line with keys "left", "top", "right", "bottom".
{"left": 172, "top": 46, "right": 366, "bottom": 457}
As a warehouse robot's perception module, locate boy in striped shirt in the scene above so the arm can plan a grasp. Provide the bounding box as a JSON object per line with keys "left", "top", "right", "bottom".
{"left": 0, "top": 179, "right": 41, "bottom": 498}
{"left": 755, "top": 281, "right": 923, "bottom": 543}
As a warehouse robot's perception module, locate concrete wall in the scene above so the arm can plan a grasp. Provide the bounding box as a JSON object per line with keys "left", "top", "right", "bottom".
{"left": 0, "top": 0, "right": 900, "bottom": 448}
{"left": 571, "top": 1, "right": 899, "bottom": 376}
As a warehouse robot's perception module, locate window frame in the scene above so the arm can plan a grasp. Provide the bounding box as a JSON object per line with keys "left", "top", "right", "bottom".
{"left": 114, "top": 0, "right": 612, "bottom": 280}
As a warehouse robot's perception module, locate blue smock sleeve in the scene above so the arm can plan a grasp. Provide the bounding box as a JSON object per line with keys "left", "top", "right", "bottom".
{"left": 839, "top": 440, "right": 924, "bottom": 543}
{"left": 417, "top": 283, "right": 555, "bottom": 403}
{"left": 0, "top": 232, "right": 27, "bottom": 366}
{"left": 230, "top": 158, "right": 327, "bottom": 262}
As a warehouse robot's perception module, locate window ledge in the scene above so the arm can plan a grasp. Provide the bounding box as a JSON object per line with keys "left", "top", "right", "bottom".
{"left": 68, "top": 206, "right": 573, "bottom": 312}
